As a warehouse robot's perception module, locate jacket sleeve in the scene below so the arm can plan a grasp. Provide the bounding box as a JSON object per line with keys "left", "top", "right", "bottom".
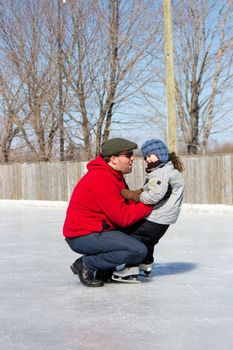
{"left": 90, "top": 175, "right": 152, "bottom": 227}
{"left": 140, "top": 172, "right": 169, "bottom": 205}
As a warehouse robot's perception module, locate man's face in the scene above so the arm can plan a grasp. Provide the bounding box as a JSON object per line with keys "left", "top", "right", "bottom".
{"left": 109, "top": 151, "right": 135, "bottom": 174}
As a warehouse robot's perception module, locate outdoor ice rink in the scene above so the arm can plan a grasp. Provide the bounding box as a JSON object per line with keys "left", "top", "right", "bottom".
{"left": 0, "top": 201, "right": 232, "bottom": 350}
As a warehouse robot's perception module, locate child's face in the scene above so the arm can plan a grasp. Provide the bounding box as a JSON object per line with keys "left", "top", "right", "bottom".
{"left": 145, "top": 154, "right": 159, "bottom": 163}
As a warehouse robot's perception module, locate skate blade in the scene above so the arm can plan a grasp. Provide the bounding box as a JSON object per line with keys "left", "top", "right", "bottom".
{"left": 139, "top": 272, "right": 152, "bottom": 278}
{"left": 111, "top": 275, "right": 141, "bottom": 284}
{"left": 140, "top": 270, "right": 152, "bottom": 276}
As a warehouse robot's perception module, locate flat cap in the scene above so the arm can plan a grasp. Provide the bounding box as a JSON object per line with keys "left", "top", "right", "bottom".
{"left": 101, "top": 138, "right": 137, "bottom": 157}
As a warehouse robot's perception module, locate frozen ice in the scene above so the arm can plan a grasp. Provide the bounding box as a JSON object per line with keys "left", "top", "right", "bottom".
{"left": 0, "top": 201, "right": 232, "bottom": 350}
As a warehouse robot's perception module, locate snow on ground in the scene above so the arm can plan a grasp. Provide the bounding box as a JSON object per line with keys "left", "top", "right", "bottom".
{"left": 0, "top": 201, "right": 233, "bottom": 350}
{"left": 181, "top": 203, "right": 233, "bottom": 214}
{"left": 0, "top": 199, "right": 233, "bottom": 214}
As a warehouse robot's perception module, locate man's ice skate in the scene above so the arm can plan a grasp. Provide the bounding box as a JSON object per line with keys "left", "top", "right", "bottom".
{"left": 112, "top": 266, "right": 140, "bottom": 283}
{"left": 139, "top": 263, "right": 152, "bottom": 276}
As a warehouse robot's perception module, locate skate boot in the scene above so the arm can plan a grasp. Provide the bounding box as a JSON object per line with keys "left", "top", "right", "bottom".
{"left": 95, "top": 268, "right": 114, "bottom": 282}
{"left": 112, "top": 266, "right": 140, "bottom": 283}
{"left": 139, "top": 263, "right": 152, "bottom": 276}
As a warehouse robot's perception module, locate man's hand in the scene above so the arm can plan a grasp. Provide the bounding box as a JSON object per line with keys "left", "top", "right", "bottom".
{"left": 121, "top": 188, "right": 143, "bottom": 202}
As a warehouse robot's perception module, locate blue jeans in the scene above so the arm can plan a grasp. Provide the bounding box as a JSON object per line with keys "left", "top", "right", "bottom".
{"left": 66, "top": 230, "right": 147, "bottom": 273}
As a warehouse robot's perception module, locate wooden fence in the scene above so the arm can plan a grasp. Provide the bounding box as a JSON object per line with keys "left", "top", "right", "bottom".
{"left": 0, "top": 155, "right": 232, "bottom": 204}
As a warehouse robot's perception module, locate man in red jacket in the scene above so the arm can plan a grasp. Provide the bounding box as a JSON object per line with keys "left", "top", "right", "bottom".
{"left": 63, "top": 138, "right": 152, "bottom": 287}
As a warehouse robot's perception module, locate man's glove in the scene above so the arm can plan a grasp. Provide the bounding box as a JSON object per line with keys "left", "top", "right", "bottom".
{"left": 121, "top": 188, "right": 143, "bottom": 202}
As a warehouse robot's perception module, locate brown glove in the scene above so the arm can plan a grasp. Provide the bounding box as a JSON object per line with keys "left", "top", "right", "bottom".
{"left": 121, "top": 188, "right": 143, "bottom": 202}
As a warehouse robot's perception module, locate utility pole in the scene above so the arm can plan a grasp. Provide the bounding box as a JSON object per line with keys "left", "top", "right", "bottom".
{"left": 58, "top": 0, "right": 64, "bottom": 161}
{"left": 163, "top": 0, "right": 177, "bottom": 153}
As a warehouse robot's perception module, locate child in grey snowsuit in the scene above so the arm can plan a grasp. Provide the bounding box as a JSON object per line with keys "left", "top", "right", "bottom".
{"left": 121, "top": 138, "right": 184, "bottom": 274}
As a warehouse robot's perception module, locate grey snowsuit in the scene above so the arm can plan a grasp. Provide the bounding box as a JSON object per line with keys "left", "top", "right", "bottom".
{"left": 140, "top": 161, "right": 184, "bottom": 224}
{"left": 125, "top": 161, "right": 185, "bottom": 264}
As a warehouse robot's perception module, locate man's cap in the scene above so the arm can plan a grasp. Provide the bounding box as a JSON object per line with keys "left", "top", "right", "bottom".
{"left": 141, "top": 138, "right": 169, "bottom": 163}
{"left": 101, "top": 138, "right": 137, "bottom": 157}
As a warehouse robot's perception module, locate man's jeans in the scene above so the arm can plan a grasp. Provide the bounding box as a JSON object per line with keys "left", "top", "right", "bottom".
{"left": 66, "top": 230, "right": 147, "bottom": 273}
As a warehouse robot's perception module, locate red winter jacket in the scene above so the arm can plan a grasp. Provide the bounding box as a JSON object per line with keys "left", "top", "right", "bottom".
{"left": 63, "top": 154, "right": 152, "bottom": 238}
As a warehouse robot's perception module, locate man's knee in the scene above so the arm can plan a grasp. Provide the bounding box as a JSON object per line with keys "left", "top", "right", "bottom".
{"left": 130, "top": 241, "right": 147, "bottom": 263}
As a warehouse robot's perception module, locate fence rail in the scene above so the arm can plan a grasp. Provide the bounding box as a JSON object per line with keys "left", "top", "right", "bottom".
{"left": 0, "top": 155, "right": 232, "bottom": 204}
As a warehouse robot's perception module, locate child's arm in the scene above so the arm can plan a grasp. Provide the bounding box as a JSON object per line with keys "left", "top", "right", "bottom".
{"left": 121, "top": 171, "right": 172, "bottom": 205}
{"left": 140, "top": 175, "right": 169, "bottom": 205}
{"left": 121, "top": 173, "right": 171, "bottom": 205}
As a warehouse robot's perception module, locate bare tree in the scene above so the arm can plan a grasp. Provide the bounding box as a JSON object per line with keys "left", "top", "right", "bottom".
{"left": 62, "top": 0, "right": 163, "bottom": 158}
{"left": 0, "top": 73, "right": 20, "bottom": 163}
{"left": 0, "top": 0, "right": 164, "bottom": 161}
{"left": 173, "top": 0, "right": 233, "bottom": 154}
{"left": 0, "top": 0, "right": 67, "bottom": 161}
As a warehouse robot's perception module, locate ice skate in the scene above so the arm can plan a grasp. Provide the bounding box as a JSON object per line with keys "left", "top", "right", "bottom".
{"left": 112, "top": 266, "right": 140, "bottom": 283}
{"left": 139, "top": 263, "right": 152, "bottom": 276}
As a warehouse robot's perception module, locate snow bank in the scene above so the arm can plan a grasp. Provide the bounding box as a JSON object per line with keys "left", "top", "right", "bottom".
{"left": 0, "top": 200, "right": 233, "bottom": 214}
{"left": 181, "top": 203, "right": 233, "bottom": 215}
{"left": 0, "top": 200, "right": 68, "bottom": 208}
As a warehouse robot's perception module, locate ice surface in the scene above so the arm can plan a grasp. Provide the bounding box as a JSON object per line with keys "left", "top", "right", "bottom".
{"left": 0, "top": 201, "right": 233, "bottom": 350}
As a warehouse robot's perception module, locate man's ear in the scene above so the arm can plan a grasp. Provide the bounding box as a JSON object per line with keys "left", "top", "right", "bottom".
{"left": 109, "top": 155, "right": 118, "bottom": 165}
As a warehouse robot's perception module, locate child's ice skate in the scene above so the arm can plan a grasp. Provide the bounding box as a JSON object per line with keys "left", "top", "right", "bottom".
{"left": 112, "top": 266, "right": 140, "bottom": 283}
{"left": 139, "top": 263, "right": 152, "bottom": 276}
